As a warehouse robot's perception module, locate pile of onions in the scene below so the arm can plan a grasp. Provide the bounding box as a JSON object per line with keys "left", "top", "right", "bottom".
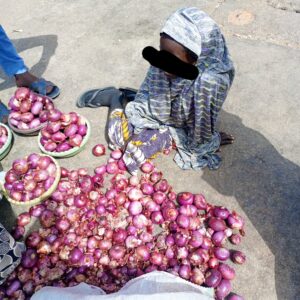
{"left": 4, "top": 153, "right": 58, "bottom": 203}
{"left": 3, "top": 155, "right": 246, "bottom": 299}
{"left": 8, "top": 87, "right": 55, "bottom": 130}
{"left": 0, "top": 125, "right": 9, "bottom": 149}
{"left": 40, "top": 111, "right": 88, "bottom": 152}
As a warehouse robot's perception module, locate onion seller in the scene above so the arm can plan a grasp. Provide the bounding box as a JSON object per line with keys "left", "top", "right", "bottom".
{"left": 77, "top": 7, "right": 235, "bottom": 175}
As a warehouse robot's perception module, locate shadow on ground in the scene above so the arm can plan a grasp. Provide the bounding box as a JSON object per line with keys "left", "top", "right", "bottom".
{"left": 0, "top": 34, "right": 58, "bottom": 91}
{"left": 202, "top": 110, "right": 300, "bottom": 299}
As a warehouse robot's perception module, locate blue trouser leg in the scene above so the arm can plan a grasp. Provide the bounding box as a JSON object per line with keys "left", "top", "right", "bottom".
{"left": 0, "top": 25, "right": 27, "bottom": 76}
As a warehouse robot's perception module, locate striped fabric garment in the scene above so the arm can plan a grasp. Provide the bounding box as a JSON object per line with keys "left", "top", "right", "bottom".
{"left": 125, "top": 8, "right": 235, "bottom": 170}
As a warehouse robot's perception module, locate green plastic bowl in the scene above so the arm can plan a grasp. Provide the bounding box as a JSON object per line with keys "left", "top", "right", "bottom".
{"left": 38, "top": 117, "right": 91, "bottom": 158}
{"left": 0, "top": 123, "right": 13, "bottom": 161}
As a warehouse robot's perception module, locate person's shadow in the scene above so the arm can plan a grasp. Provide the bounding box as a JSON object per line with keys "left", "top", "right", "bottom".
{"left": 0, "top": 34, "right": 58, "bottom": 91}
{"left": 202, "top": 110, "right": 300, "bottom": 300}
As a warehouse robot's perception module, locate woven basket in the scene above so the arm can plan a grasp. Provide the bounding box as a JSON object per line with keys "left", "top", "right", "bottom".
{"left": 0, "top": 154, "right": 61, "bottom": 206}
{"left": 0, "top": 123, "right": 13, "bottom": 161}
{"left": 38, "top": 117, "right": 91, "bottom": 158}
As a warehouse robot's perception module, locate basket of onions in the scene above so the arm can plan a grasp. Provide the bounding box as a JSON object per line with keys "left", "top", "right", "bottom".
{"left": 0, "top": 153, "right": 61, "bottom": 206}
{"left": 38, "top": 111, "right": 91, "bottom": 158}
{"left": 0, "top": 123, "right": 13, "bottom": 160}
{"left": 8, "top": 87, "right": 55, "bottom": 135}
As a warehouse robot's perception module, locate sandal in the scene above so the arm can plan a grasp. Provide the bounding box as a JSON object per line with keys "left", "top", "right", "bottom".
{"left": 29, "top": 78, "right": 60, "bottom": 99}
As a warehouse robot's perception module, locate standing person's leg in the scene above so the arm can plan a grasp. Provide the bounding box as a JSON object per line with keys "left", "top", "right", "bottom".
{"left": 0, "top": 26, "right": 27, "bottom": 76}
{"left": 0, "top": 26, "right": 60, "bottom": 98}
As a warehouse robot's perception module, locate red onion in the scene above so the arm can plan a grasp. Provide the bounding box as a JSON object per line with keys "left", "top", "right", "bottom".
{"left": 29, "top": 204, "right": 45, "bottom": 217}
{"left": 150, "top": 171, "right": 162, "bottom": 183}
{"left": 128, "top": 188, "right": 143, "bottom": 201}
{"left": 179, "top": 204, "right": 197, "bottom": 217}
{"left": 205, "top": 269, "right": 222, "bottom": 288}
{"left": 29, "top": 118, "right": 41, "bottom": 128}
{"left": 48, "top": 109, "right": 62, "bottom": 122}
{"left": 162, "top": 207, "right": 178, "bottom": 221}
{"left": 176, "top": 214, "right": 190, "bottom": 229}
{"left": 80, "top": 254, "right": 94, "bottom": 267}
{"left": 6, "top": 279, "right": 21, "bottom": 296}
{"left": 52, "top": 131, "right": 66, "bottom": 143}
{"left": 154, "top": 179, "right": 169, "bottom": 193}
{"left": 9, "top": 97, "right": 21, "bottom": 111}
{"left": 133, "top": 214, "right": 148, "bottom": 228}
{"left": 153, "top": 191, "right": 166, "bottom": 204}
{"left": 113, "top": 229, "right": 128, "bottom": 244}
{"left": 227, "top": 213, "right": 245, "bottom": 230}
{"left": 17, "top": 212, "right": 31, "bottom": 227}
{"left": 179, "top": 264, "right": 191, "bottom": 279}
{"left": 105, "top": 161, "right": 118, "bottom": 174}
{"left": 21, "top": 249, "right": 38, "bottom": 269}
{"left": 20, "top": 99, "right": 31, "bottom": 113}
{"left": 230, "top": 234, "right": 241, "bottom": 245}
{"left": 213, "top": 206, "right": 230, "bottom": 219}
{"left": 34, "top": 169, "right": 49, "bottom": 182}
{"left": 149, "top": 252, "right": 163, "bottom": 265}
{"left": 46, "top": 121, "right": 61, "bottom": 134}
{"left": 12, "top": 225, "right": 25, "bottom": 240}
{"left": 5, "top": 170, "right": 18, "bottom": 184}
{"left": 214, "top": 247, "right": 230, "bottom": 261}
{"left": 141, "top": 182, "right": 154, "bottom": 195}
{"left": 15, "top": 87, "right": 30, "bottom": 99}
{"left": 151, "top": 211, "right": 164, "bottom": 224}
{"left": 20, "top": 112, "right": 34, "bottom": 123}
{"left": 125, "top": 236, "right": 140, "bottom": 248}
{"left": 218, "top": 263, "right": 235, "bottom": 280}
{"left": 136, "top": 245, "right": 150, "bottom": 261}
{"left": 39, "top": 110, "right": 49, "bottom": 123}
{"left": 129, "top": 201, "right": 143, "bottom": 215}
{"left": 212, "top": 231, "right": 226, "bottom": 246}
{"left": 44, "top": 141, "right": 57, "bottom": 152}
{"left": 69, "top": 134, "right": 83, "bottom": 147}
{"left": 208, "top": 257, "right": 219, "bottom": 269}
{"left": 177, "top": 192, "right": 194, "bottom": 206}
{"left": 231, "top": 250, "right": 246, "bottom": 265}
{"left": 227, "top": 293, "right": 244, "bottom": 300}
{"left": 74, "top": 195, "right": 87, "bottom": 208}
{"left": 193, "top": 194, "right": 207, "bottom": 210}
{"left": 13, "top": 158, "right": 29, "bottom": 175}
{"left": 216, "top": 279, "right": 232, "bottom": 299}
{"left": 78, "top": 124, "right": 87, "bottom": 136}
{"left": 140, "top": 161, "right": 154, "bottom": 173}
{"left": 92, "top": 144, "right": 106, "bottom": 156}
{"left": 188, "top": 230, "right": 203, "bottom": 247}
{"left": 190, "top": 268, "right": 205, "bottom": 285}
{"left": 109, "top": 245, "right": 126, "bottom": 260}
{"left": 208, "top": 217, "right": 227, "bottom": 231}
{"left": 129, "top": 175, "right": 139, "bottom": 186}
{"left": 31, "top": 101, "right": 43, "bottom": 115}
{"left": 40, "top": 209, "right": 55, "bottom": 228}
{"left": 110, "top": 149, "right": 122, "bottom": 160}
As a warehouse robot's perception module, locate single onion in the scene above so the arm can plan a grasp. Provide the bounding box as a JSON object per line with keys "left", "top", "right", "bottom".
{"left": 111, "top": 149, "right": 123, "bottom": 160}
{"left": 212, "top": 231, "right": 226, "bottom": 246}
{"left": 136, "top": 245, "right": 150, "bottom": 261}
{"left": 69, "top": 134, "right": 83, "bottom": 147}
{"left": 190, "top": 268, "right": 205, "bottom": 285}
{"left": 227, "top": 213, "right": 245, "bottom": 230}
{"left": 231, "top": 250, "right": 246, "bottom": 265}
{"left": 177, "top": 192, "right": 194, "bottom": 206}
{"left": 129, "top": 201, "right": 143, "bottom": 216}
{"left": 77, "top": 124, "right": 87, "bottom": 136}
{"left": 153, "top": 191, "right": 166, "bottom": 204}
{"left": 227, "top": 293, "right": 244, "bottom": 300}
{"left": 48, "top": 109, "right": 62, "bottom": 122}
{"left": 205, "top": 269, "right": 222, "bottom": 288}
{"left": 151, "top": 211, "right": 164, "bottom": 224}
{"left": 17, "top": 212, "right": 31, "bottom": 227}
{"left": 133, "top": 214, "right": 148, "bottom": 229}
{"left": 208, "top": 217, "right": 227, "bottom": 231}
{"left": 179, "top": 264, "right": 191, "bottom": 279}
{"left": 13, "top": 158, "right": 29, "bottom": 175}
{"left": 140, "top": 161, "right": 154, "bottom": 173}
{"left": 6, "top": 279, "right": 21, "bottom": 296}
{"left": 21, "top": 249, "right": 38, "bottom": 269}
{"left": 106, "top": 162, "right": 119, "bottom": 174}
{"left": 128, "top": 187, "right": 143, "bottom": 201}
{"left": 31, "top": 101, "right": 43, "bottom": 115}
{"left": 176, "top": 214, "right": 190, "bottom": 229}
{"left": 141, "top": 182, "right": 154, "bottom": 195}
{"left": 213, "top": 206, "right": 230, "bottom": 219}
{"left": 230, "top": 234, "right": 241, "bottom": 245}
{"left": 193, "top": 194, "right": 207, "bottom": 210}
{"left": 218, "top": 263, "right": 236, "bottom": 280}
{"left": 216, "top": 279, "right": 232, "bottom": 300}
{"left": 92, "top": 144, "right": 106, "bottom": 156}
{"left": 15, "top": 87, "right": 30, "bottom": 99}
{"left": 150, "top": 171, "right": 162, "bottom": 183}
{"left": 214, "top": 247, "right": 230, "bottom": 261}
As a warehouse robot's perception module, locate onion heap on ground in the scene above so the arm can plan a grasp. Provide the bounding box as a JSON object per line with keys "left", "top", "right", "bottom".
{"left": 40, "top": 111, "right": 88, "bottom": 153}
{"left": 8, "top": 87, "right": 55, "bottom": 131}
{"left": 2, "top": 146, "right": 246, "bottom": 300}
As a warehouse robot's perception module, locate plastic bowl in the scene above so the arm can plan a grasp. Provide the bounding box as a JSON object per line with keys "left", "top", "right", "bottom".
{"left": 0, "top": 123, "right": 13, "bottom": 160}
{"left": 8, "top": 95, "right": 54, "bottom": 136}
{"left": 38, "top": 117, "right": 91, "bottom": 158}
{"left": 0, "top": 154, "right": 61, "bottom": 206}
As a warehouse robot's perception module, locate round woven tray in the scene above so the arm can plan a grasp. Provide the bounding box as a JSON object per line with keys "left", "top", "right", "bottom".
{"left": 0, "top": 154, "right": 61, "bottom": 206}
{"left": 38, "top": 117, "right": 91, "bottom": 158}
{"left": 0, "top": 123, "right": 13, "bottom": 161}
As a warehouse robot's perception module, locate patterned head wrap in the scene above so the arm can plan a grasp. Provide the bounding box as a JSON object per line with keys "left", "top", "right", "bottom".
{"left": 161, "top": 7, "right": 202, "bottom": 57}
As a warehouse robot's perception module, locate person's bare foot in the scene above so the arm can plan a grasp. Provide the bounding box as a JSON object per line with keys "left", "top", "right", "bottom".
{"left": 220, "top": 131, "right": 234, "bottom": 146}
{"left": 15, "top": 72, "right": 53, "bottom": 94}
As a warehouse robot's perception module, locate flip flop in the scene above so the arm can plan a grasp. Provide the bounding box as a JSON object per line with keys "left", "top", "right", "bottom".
{"left": 0, "top": 102, "right": 10, "bottom": 124}
{"left": 29, "top": 78, "right": 60, "bottom": 99}
{"left": 119, "top": 87, "right": 137, "bottom": 108}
